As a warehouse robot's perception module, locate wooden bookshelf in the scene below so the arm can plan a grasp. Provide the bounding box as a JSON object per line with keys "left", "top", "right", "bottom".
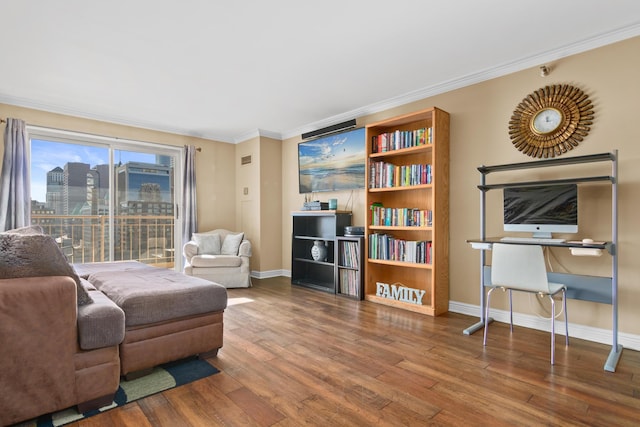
{"left": 364, "top": 107, "right": 450, "bottom": 316}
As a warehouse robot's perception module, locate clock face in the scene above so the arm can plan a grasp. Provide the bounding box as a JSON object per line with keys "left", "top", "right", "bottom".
{"left": 531, "top": 108, "right": 563, "bottom": 135}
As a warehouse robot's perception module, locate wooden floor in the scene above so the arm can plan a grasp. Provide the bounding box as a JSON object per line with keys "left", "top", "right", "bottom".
{"left": 75, "top": 277, "right": 640, "bottom": 426}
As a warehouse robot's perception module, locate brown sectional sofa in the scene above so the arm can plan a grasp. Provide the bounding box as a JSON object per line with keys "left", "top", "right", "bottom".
{"left": 0, "top": 275, "right": 123, "bottom": 426}
{"left": 0, "top": 232, "right": 227, "bottom": 426}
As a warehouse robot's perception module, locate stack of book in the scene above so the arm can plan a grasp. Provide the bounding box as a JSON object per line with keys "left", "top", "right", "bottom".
{"left": 371, "top": 127, "right": 432, "bottom": 153}
{"left": 339, "top": 270, "right": 359, "bottom": 296}
{"left": 370, "top": 204, "right": 432, "bottom": 227}
{"left": 368, "top": 233, "right": 432, "bottom": 264}
{"left": 369, "top": 162, "right": 432, "bottom": 188}
{"left": 340, "top": 240, "right": 359, "bottom": 268}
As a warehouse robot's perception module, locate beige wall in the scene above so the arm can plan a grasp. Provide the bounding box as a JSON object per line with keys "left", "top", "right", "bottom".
{"left": 259, "top": 136, "right": 283, "bottom": 273}
{"left": 234, "top": 135, "right": 283, "bottom": 273}
{"left": 197, "top": 140, "right": 236, "bottom": 233}
{"left": 282, "top": 36, "right": 640, "bottom": 336}
{"left": 236, "top": 136, "right": 260, "bottom": 268}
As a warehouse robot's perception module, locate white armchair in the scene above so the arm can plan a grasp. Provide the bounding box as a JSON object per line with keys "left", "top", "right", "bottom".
{"left": 183, "top": 229, "right": 252, "bottom": 288}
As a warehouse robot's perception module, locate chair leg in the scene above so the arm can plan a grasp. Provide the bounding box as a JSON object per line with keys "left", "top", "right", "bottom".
{"left": 483, "top": 288, "right": 495, "bottom": 346}
{"left": 563, "top": 288, "right": 569, "bottom": 346}
{"left": 550, "top": 295, "right": 556, "bottom": 365}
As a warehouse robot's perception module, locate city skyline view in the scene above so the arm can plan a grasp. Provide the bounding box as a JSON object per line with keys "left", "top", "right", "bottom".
{"left": 30, "top": 139, "right": 157, "bottom": 203}
{"left": 26, "top": 139, "right": 177, "bottom": 267}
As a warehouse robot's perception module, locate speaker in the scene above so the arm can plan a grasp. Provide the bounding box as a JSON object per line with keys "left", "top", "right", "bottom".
{"left": 301, "top": 119, "right": 357, "bottom": 140}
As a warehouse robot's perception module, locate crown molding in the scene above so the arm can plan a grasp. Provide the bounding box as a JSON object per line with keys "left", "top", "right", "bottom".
{"left": 257, "top": 129, "right": 285, "bottom": 141}
{"left": 233, "top": 129, "right": 260, "bottom": 143}
{"left": 0, "top": 93, "right": 239, "bottom": 143}
{"left": 233, "top": 128, "right": 283, "bottom": 144}
{"left": 281, "top": 23, "right": 640, "bottom": 141}
{"left": 0, "top": 93, "right": 281, "bottom": 144}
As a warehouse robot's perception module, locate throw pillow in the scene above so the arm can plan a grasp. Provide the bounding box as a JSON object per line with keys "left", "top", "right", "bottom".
{"left": 0, "top": 233, "right": 93, "bottom": 306}
{"left": 193, "top": 233, "right": 221, "bottom": 255}
{"left": 2, "top": 225, "right": 44, "bottom": 235}
{"left": 221, "top": 232, "right": 244, "bottom": 255}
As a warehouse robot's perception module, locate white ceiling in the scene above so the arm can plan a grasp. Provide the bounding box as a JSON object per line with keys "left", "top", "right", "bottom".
{"left": 1, "top": 1, "right": 639, "bottom": 143}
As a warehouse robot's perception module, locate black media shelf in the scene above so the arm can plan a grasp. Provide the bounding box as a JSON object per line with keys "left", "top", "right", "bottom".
{"left": 291, "top": 211, "right": 355, "bottom": 296}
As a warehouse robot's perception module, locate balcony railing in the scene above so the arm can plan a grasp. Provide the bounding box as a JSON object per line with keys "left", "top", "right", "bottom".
{"left": 32, "top": 214, "right": 175, "bottom": 268}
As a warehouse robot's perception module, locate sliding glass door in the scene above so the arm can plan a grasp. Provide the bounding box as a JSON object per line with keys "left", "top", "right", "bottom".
{"left": 114, "top": 149, "right": 176, "bottom": 266}
{"left": 29, "top": 129, "right": 181, "bottom": 268}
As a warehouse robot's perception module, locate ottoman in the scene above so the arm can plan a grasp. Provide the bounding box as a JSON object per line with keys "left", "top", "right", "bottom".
{"left": 80, "top": 262, "right": 227, "bottom": 377}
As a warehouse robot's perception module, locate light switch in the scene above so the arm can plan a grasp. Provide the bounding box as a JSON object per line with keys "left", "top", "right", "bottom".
{"left": 243, "top": 187, "right": 248, "bottom": 195}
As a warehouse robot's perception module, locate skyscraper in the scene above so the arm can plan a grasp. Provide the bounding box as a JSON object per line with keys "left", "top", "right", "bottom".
{"left": 116, "top": 161, "right": 172, "bottom": 210}
{"left": 63, "top": 162, "right": 90, "bottom": 215}
{"left": 46, "top": 166, "right": 64, "bottom": 214}
{"left": 87, "top": 164, "right": 110, "bottom": 215}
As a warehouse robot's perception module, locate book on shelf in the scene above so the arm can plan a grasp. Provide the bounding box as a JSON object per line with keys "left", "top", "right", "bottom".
{"left": 339, "top": 240, "right": 359, "bottom": 268}
{"left": 339, "top": 269, "right": 359, "bottom": 296}
{"left": 368, "top": 233, "right": 432, "bottom": 264}
{"left": 371, "top": 127, "right": 433, "bottom": 153}
{"left": 369, "top": 204, "right": 432, "bottom": 227}
{"left": 369, "top": 161, "right": 432, "bottom": 188}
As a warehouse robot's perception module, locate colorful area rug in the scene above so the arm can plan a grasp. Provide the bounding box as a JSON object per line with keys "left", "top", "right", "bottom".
{"left": 19, "top": 358, "right": 219, "bottom": 427}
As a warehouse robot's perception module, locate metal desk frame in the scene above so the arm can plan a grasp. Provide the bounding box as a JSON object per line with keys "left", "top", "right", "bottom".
{"left": 463, "top": 150, "right": 622, "bottom": 372}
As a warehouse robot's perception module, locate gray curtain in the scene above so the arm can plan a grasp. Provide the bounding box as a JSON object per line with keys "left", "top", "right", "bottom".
{"left": 0, "top": 118, "right": 30, "bottom": 231}
{"left": 182, "top": 145, "right": 198, "bottom": 246}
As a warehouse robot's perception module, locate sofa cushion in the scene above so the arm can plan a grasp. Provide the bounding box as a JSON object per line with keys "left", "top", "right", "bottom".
{"left": 190, "top": 254, "right": 243, "bottom": 268}
{"left": 77, "top": 280, "right": 125, "bottom": 350}
{"left": 87, "top": 267, "right": 227, "bottom": 326}
{"left": 73, "top": 260, "right": 150, "bottom": 279}
{"left": 193, "top": 232, "right": 221, "bottom": 255}
{"left": 0, "top": 233, "right": 93, "bottom": 305}
{"left": 221, "top": 232, "right": 244, "bottom": 255}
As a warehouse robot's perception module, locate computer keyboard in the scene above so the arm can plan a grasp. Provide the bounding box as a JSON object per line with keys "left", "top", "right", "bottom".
{"left": 499, "top": 236, "right": 566, "bottom": 244}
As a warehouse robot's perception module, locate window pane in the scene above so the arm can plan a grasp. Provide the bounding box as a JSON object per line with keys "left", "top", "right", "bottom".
{"left": 30, "top": 139, "right": 110, "bottom": 263}
{"left": 30, "top": 139, "right": 178, "bottom": 268}
{"left": 114, "top": 150, "right": 175, "bottom": 267}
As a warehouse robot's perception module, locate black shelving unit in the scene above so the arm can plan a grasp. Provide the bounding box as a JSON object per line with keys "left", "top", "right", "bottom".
{"left": 291, "top": 211, "right": 351, "bottom": 294}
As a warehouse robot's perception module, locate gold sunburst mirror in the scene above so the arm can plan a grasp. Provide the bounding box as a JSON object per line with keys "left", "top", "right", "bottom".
{"left": 508, "top": 84, "right": 594, "bottom": 158}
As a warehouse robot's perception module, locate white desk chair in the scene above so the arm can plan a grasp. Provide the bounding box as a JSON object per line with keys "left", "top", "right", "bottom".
{"left": 483, "top": 243, "right": 569, "bottom": 365}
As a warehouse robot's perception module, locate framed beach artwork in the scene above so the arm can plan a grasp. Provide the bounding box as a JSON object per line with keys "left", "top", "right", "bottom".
{"left": 297, "top": 127, "right": 366, "bottom": 193}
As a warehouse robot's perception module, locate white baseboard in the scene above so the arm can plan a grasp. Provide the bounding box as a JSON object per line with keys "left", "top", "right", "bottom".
{"left": 251, "top": 269, "right": 289, "bottom": 279}
{"left": 449, "top": 300, "right": 640, "bottom": 352}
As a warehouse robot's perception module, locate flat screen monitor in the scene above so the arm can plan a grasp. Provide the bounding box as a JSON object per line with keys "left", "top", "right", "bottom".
{"left": 503, "top": 184, "right": 578, "bottom": 238}
{"left": 298, "top": 127, "right": 366, "bottom": 193}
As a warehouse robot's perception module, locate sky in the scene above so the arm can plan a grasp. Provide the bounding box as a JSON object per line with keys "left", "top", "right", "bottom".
{"left": 298, "top": 127, "right": 366, "bottom": 171}
{"left": 30, "top": 139, "right": 156, "bottom": 203}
